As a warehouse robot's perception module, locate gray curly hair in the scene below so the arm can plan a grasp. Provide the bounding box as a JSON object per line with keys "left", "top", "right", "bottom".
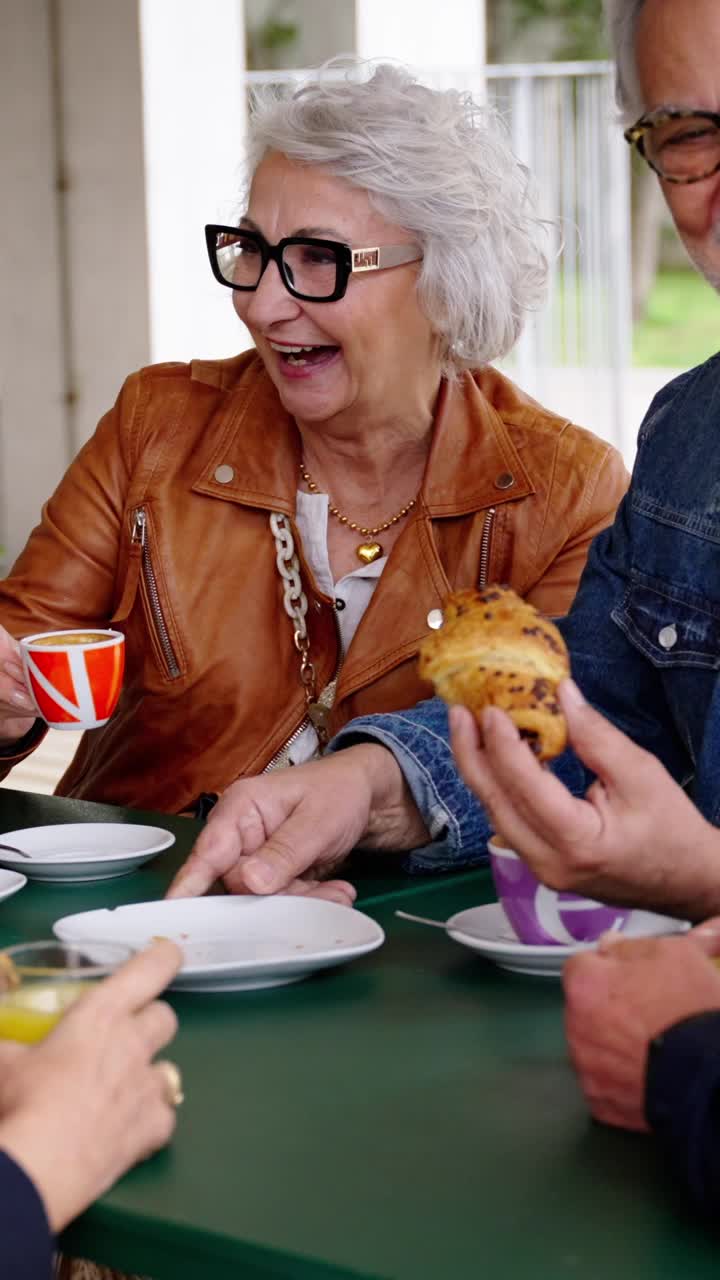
{"left": 604, "top": 0, "right": 648, "bottom": 123}
{"left": 245, "top": 61, "right": 548, "bottom": 373}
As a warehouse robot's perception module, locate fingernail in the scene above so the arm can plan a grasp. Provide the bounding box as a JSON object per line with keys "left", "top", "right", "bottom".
{"left": 167, "top": 873, "right": 204, "bottom": 899}
{"left": 560, "top": 679, "right": 586, "bottom": 709}
{"left": 10, "top": 690, "right": 33, "bottom": 709}
{"left": 597, "top": 930, "right": 623, "bottom": 953}
{"left": 481, "top": 706, "right": 518, "bottom": 739}
{"left": 243, "top": 858, "right": 275, "bottom": 893}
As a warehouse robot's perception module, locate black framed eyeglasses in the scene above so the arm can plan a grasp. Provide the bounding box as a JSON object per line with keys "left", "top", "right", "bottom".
{"left": 624, "top": 107, "right": 720, "bottom": 184}
{"left": 205, "top": 224, "right": 422, "bottom": 303}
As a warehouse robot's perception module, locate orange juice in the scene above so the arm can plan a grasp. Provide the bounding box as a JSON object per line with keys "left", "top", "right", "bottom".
{"left": 0, "top": 980, "right": 96, "bottom": 1043}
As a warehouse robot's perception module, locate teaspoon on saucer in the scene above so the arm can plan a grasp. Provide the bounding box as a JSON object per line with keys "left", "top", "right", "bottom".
{"left": 395, "top": 909, "right": 448, "bottom": 929}
{"left": 395, "top": 909, "right": 485, "bottom": 941}
{"left": 0, "top": 842, "right": 32, "bottom": 859}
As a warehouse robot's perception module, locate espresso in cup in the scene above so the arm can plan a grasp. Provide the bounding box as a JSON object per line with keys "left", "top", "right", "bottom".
{"left": 30, "top": 632, "right": 113, "bottom": 647}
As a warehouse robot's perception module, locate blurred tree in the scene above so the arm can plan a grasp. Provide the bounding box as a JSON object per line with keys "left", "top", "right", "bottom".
{"left": 487, "top": 0, "right": 605, "bottom": 61}
{"left": 246, "top": 0, "right": 299, "bottom": 71}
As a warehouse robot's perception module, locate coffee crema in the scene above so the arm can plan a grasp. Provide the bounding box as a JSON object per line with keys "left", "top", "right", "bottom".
{"left": 29, "top": 632, "right": 114, "bottom": 647}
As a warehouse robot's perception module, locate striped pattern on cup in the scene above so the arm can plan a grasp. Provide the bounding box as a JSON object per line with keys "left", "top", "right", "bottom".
{"left": 21, "top": 632, "right": 125, "bottom": 730}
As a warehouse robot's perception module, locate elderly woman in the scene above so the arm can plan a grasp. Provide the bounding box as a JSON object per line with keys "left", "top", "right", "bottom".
{"left": 0, "top": 63, "right": 626, "bottom": 826}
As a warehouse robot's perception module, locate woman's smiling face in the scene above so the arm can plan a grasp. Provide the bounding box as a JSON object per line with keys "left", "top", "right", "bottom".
{"left": 233, "top": 151, "right": 440, "bottom": 426}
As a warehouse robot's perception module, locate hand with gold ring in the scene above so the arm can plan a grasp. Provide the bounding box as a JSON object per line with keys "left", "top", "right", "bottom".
{"left": 0, "top": 940, "right": 182, "bottom": 1234}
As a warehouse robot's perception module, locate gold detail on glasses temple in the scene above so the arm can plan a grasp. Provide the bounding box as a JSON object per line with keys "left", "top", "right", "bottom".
{"left": 351, "top": 248, "right": 380, "bottom": 272}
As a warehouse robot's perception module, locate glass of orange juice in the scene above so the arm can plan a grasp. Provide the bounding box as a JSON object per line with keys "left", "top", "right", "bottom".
{"left": 0, "top": 940, "right": 133, "bottom": 1043}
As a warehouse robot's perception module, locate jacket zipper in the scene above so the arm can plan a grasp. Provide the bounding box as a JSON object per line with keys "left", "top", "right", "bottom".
{"left": 263, "top": 605, "right": 344, "bottom": 772}
{"left": 478, "top": 507, "right": 496, "bottom": 589}
{"left": 131, "top": 508, "right": 181, "bottom": 679}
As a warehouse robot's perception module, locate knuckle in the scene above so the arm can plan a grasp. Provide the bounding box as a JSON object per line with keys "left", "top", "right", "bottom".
{"left": 264, "top": 832, "right": 303, "bottom": 874}
{"left": 153, "top": 999, "right": 179, "bottom": 1041}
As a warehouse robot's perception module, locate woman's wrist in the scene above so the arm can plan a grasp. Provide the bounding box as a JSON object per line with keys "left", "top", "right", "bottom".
{"left": 0, "top": 1118, "right": 68, "bottom": 1233}
{"left": 0, "top": 718, "right": 44, "bottom": 756}
{"left": 351, "top": 743, "right": 431, "bottom": 850}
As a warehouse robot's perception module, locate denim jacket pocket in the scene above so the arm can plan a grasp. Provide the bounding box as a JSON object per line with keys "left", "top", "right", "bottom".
{"left": 613, "top": 579, "right": 720, "bottom": 670}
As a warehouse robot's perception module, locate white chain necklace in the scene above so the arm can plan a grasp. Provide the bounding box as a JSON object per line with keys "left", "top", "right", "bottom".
{"left": 269, "top": 512, "right": 336, "bottom": 745}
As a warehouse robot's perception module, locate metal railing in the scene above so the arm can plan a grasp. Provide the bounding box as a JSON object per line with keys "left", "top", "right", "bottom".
{"left": 243, "top": 62, "right": 632, "bottom": 455}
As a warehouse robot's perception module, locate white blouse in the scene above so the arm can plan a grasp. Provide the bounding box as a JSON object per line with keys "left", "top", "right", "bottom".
{"left": 284, "top": 489, "right": 386, "bottom": 766}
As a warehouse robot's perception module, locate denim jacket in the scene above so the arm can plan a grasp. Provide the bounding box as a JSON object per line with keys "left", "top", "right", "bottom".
{"left": 329, "top": 355, "right": 720, "bottom": 869}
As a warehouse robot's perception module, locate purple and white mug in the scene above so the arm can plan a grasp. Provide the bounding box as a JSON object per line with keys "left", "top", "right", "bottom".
{"left": 489, "top": 836, "right": 630, "bottom": 946}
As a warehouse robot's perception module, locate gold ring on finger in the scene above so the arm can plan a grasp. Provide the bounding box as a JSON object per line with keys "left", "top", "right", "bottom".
{"left": 157, "top": 1059, "right": 184, "bottom": 1107}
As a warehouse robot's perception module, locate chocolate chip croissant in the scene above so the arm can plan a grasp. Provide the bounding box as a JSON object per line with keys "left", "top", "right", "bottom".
{"left": 418, "top": 585, "right": 570, "bottom": 761}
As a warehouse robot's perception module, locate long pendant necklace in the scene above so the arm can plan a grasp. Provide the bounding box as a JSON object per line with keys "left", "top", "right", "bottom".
{"left": 300, "top": 462, "right": 416, "bottom": 564}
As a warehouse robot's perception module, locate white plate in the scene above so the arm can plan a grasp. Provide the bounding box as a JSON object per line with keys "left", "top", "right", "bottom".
{"left": 0, "top": 824, "right": 175, "bottom": 883}
{"left": 53, "top": 895, "right": 385, "bottom": 991}
{"left": 0, "top": 868, "right": 27, "bottom": 903}
{"left": 446, "top": 902, "right": 689, "bottom": 978}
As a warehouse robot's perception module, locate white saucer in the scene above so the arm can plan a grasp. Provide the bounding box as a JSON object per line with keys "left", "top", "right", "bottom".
{"left": 0, "top": 824, "right": 175, "bottom": 883}
{"left": 0, "top": 868, "right": 27, "bottom": 903}
{"left": 446, "top": 902, "right": 689, "bottom": 978}
{"left": 53, "top": 895, "right": 385, "bottom": 991}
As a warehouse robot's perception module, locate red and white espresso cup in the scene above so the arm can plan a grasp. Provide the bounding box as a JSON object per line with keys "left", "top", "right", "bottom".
{"left": 20, "top": 629, "right": 125, "bottom": 730}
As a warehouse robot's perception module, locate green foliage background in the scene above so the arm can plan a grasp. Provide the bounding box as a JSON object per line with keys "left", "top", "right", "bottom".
{"left": 491, "top": 0, "right": 606, "bottom": 60}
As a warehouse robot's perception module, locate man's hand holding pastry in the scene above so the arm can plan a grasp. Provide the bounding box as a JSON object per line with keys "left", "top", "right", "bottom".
{"left": 423, "top": 587, "right": 720, "bottom": 921}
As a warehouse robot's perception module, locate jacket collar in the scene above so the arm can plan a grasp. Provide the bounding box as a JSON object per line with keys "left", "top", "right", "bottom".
{"left": 190, "top": 354, "right": 534, "bottom": 516}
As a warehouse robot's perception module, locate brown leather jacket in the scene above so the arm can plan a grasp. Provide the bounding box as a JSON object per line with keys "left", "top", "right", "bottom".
{"left": 0, "top": 352, "right": 628, "bottom": 812}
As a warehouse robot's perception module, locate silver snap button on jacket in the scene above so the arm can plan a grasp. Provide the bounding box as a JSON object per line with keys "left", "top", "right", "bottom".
{"left": 658, "top": 624, "right": 678, "bottom": 650}
{"left": 427, "top": 609, "right": 444, "bottom": 630}
{"left": 494, "top": 472, "right": 515, "bottom": 490}
{"left": 214, "top": 464, "right": 235, "bottom": 484}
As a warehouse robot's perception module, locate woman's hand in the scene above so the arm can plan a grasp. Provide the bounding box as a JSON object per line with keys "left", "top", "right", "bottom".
{"left": 0, "top": 940, "right": 182, "bottom": 1233}
{"left": 0, "top": 623, "right": 37, "bottom": 744}
{"left": 563, "top": 924, "right": 720, "bottom": 1131}
{"left": 449, "top": 679, "right": 720, "bottom": 921}
{"left": 167, "top": 744, "right": 430, "bottom": 902}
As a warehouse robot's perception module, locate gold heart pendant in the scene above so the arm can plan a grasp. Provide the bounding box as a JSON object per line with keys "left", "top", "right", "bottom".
{"left": 356, "top": 541, "right": 383, "bottom": 564}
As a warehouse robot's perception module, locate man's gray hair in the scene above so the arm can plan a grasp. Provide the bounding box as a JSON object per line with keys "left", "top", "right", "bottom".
{"left": 604, "top": 0, "right": 648, "bottom": 122}
{"left": 246, "top": 61, "right": 548, "bottom": 373}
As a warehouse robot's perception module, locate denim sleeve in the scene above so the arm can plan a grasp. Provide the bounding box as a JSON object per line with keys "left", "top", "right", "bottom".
{"left": 646, "top": 1010, "right": 720, "bottom": 1215}
{"left": 328, "top": 697, "right": 587, "bottom": 872}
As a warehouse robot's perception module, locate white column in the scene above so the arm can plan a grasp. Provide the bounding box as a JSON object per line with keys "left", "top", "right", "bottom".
{"left": 140, "top": 0, "right": 252, "bottom": 363}
{"left": 59, "top": 0, "right": 150, "bottom": 448}
{"left": 0, "top": 1, "right": 72, "bottom": 568}
{"left": 0, "top": 0, "right": 151, "bottom": 565}
{"left": 355, "top": 0, "right": 486, "bottom": 68}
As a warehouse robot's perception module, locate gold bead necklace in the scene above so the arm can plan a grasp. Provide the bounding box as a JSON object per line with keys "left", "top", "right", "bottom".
{"left": 300, "top": 462, "right": 417, "bottom": 564}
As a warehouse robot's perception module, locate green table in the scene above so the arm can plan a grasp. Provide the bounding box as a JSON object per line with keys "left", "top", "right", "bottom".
{"left": 0, "top": 788, "right": 716, "bottom": 1278}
